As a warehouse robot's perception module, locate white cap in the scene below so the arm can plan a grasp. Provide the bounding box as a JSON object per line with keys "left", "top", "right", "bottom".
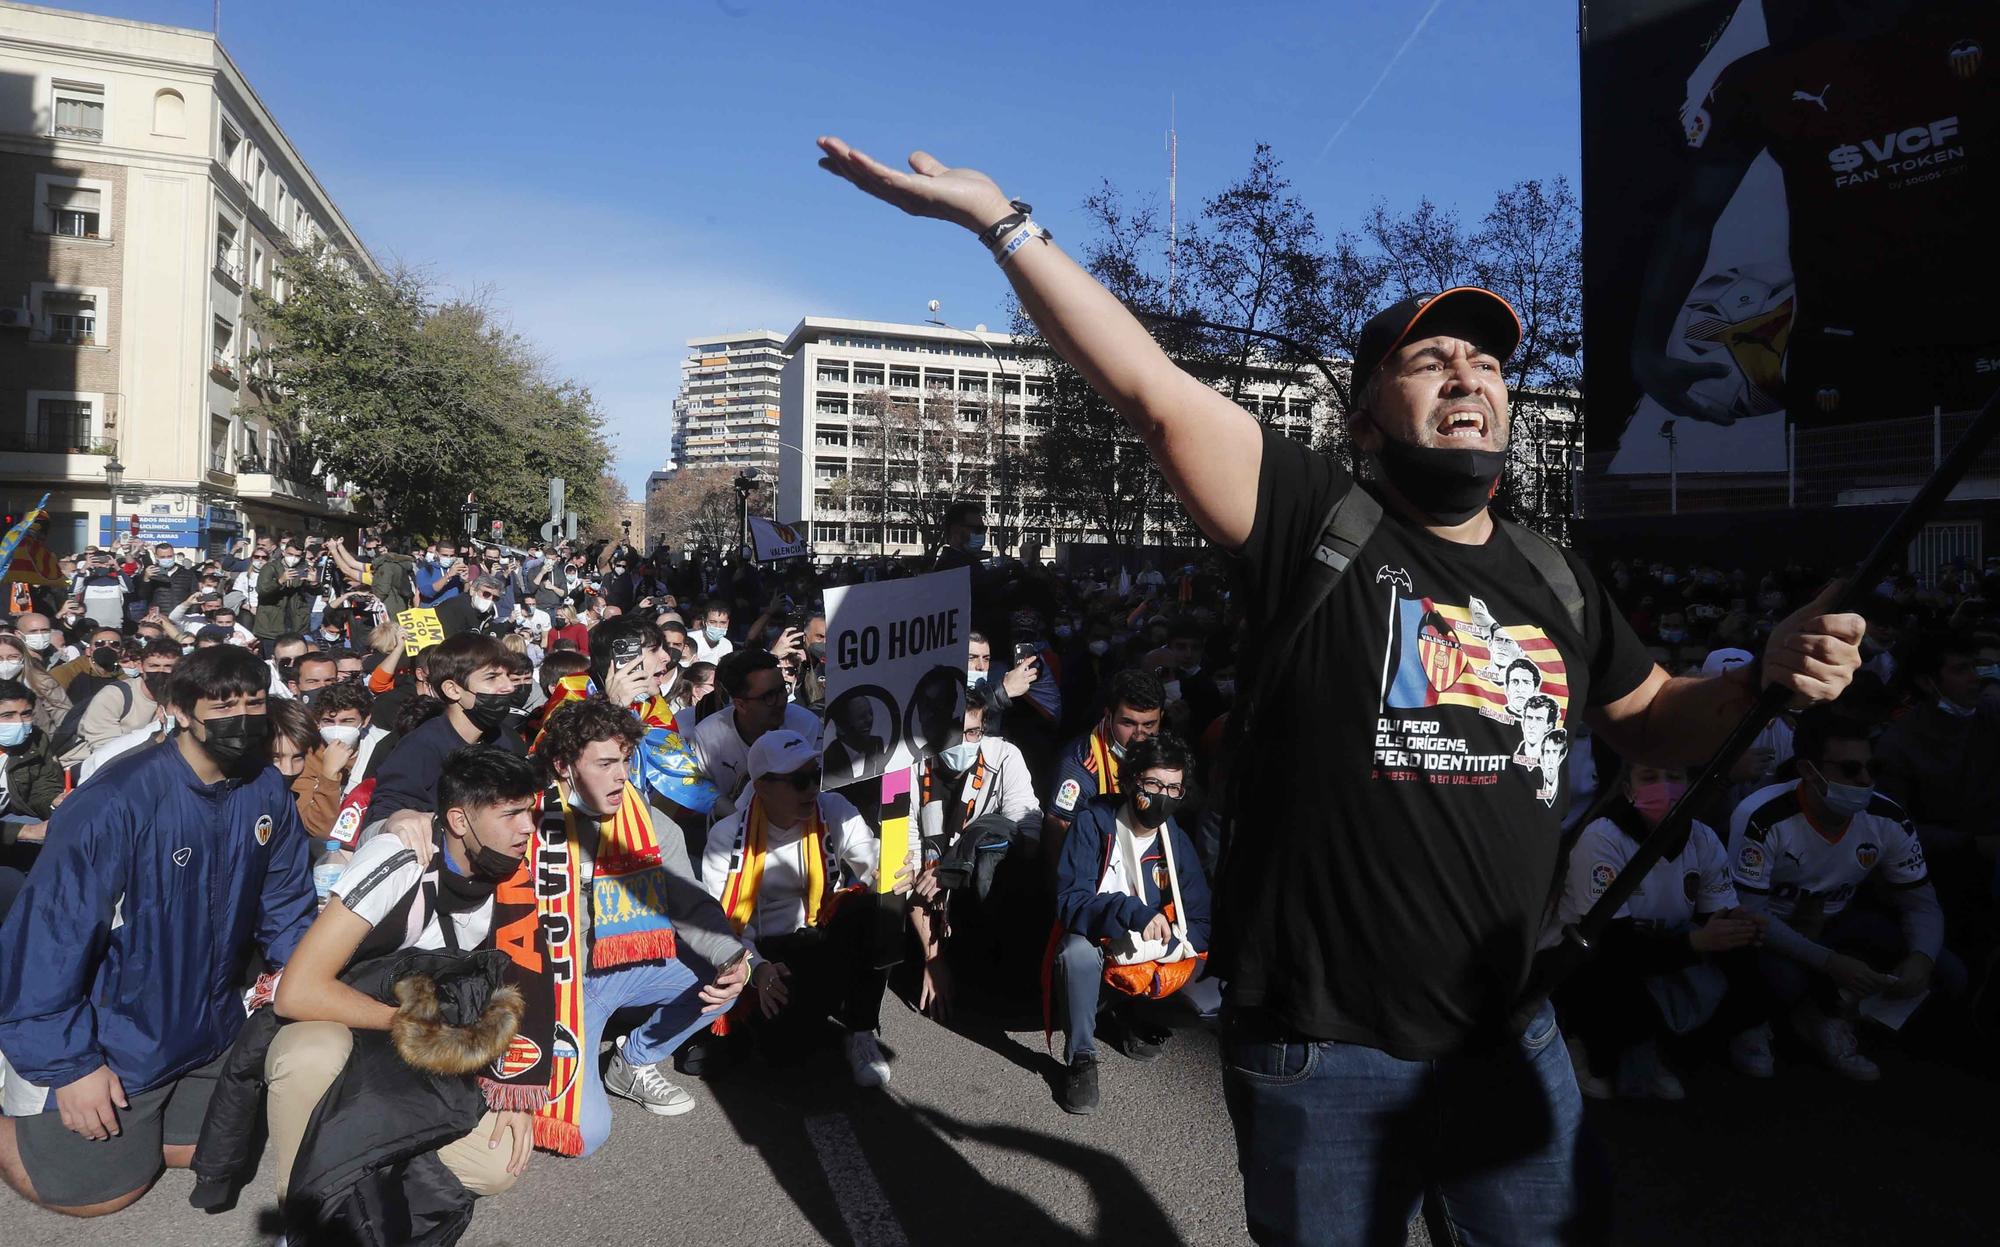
{"left": 748, "top": 729, "right": 816, "bottom": 780}
{"left": 1701, "top": 648, "right": 1754, "bottom": 677}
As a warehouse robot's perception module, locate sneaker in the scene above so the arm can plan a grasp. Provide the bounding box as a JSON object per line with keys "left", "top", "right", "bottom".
{"left": 1565, "top": 1034, "right": 1613, "bottom": 1100}
{"left": 845, "top": 1029, "right": 892, "bottom": 1088}
{"left": 1805, "top": 1016, "right": 1880, "bottom": 1082}
{"left": 1728, "top": 1024, "right": 1776, "bottom": 1079}
{"left": 605, "top": 1036, "right": 696, "bottom": 1116}
{"left": 1615, "top": 1040, "right": 1686, "bottom": 1101}
{"left": 1107, "top": 1011, "right": 1171, "bottom": 1062}
{"left": 1061, "top": 1054, "right": 1101, "bottom": 1115}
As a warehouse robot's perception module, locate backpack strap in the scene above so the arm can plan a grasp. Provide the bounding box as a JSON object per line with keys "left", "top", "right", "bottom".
{"left": 1238, "top": 483, "right": 1382, "bottom": 736}
{"left": 1496, "top": 520, "right": 1585, "bottom": 637}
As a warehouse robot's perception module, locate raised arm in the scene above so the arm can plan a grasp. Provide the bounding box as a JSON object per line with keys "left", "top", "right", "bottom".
{"left": 817, "top": 137, "right": 1261, "bottom": 551}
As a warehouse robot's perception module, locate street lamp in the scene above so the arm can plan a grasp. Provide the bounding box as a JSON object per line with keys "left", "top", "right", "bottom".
{"left": 733, "top": 469, "right": 760, "bottom": 559}
{"left": 461, "top": 493, "right": 479, "bottom": 539}
{"left": 926, "top": 302, "right": 1017, "bottom": 558}
{"left": 102, "top": 454, "right": 124, "bottom": 548}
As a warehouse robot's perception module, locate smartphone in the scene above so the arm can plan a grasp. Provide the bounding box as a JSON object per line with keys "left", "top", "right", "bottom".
{"left": 611, "top": 635, "right": 644, "bottom": 667}
{"left": 1014, "top": 642, "right": 1038, "bottom": 663}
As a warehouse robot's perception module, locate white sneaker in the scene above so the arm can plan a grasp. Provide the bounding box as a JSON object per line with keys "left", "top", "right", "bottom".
{"left": 1616, "top": 1040, "right": 1686, "bottom": 1101}
{"left": 1729, "top": 1024, "right": 1776, "bottom": 1078}
{"left": 605, "top": 1035, "right": 696, "bottom": 1116}
{"left": 845, "top": 1029, "right": 891, "bottom": 1088}
{"left": 1805, "top": 1016, "right": 1880, "bottom": 1082}
{"left": 1565, "top": 1034, "right": 1612, "bottom": 1100}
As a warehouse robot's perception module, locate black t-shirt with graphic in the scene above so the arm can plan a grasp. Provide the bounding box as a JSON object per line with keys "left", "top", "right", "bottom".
{"left": 1222, "top": 429, "right": 1653, "bottom": 1058}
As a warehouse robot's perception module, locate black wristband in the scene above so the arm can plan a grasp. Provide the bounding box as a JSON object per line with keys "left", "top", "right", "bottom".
{"left": 978, "top": 199, "right": 1033, "bottom": 248}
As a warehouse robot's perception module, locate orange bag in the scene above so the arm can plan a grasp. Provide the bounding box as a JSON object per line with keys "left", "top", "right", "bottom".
{"left": 1100, "top": 812, "right": 1203, "bottom": 1000}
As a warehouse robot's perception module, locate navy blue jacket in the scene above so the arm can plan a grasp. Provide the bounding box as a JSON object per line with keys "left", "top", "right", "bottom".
{"left": 367, "top": 712, "right": 523, "bottom": 825}
{"left": 0, "top": 739, "right": 315, "bottom": 1094}
{"left": 1055, "top": 795, "right": 1211, "bottom": 953}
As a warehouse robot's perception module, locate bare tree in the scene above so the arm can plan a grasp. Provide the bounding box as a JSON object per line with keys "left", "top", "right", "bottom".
{"left": 845, "top": 385, "right": 996, "bottom": 552}
{"left": 1365, "top": 197, "right": 1478, "bottom": 297}
{"left": 646, "top": 466, "right": 746, "bottom": 555}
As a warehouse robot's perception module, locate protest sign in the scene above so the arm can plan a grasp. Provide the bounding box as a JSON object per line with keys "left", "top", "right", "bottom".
{"left": 398, "top": 606, "right": 446, "bottom": 656}
{"left": 820, "top": 566, "right": 969, "bottom": 787}
{"left": 748, "top": 515, "right": 810, "bottom": 562}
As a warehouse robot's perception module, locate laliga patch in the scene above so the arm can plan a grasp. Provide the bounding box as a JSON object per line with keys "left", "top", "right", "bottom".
{"left": 254, "top": 814, "right": 274, "bottom": 846}
{"left": 329, "top": 803, "right": 363, "bottom": 848}
{"left": 1589, "top": 863, "right": 1617, "bottom": 898}
{"left": 1055, "top": 778, "right": 1081, "bottom": 812}
{"left": 1738, "top": 844, "right": 1764, "bottom": 871}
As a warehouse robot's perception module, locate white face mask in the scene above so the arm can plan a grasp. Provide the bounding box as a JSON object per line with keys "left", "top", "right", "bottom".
{"left": 0, "top": 659, "right": 21, "bottom": 679}
{"left": 319, "top": 723, "right": 363, "bottom": 748}
{"left": 473, "top": 596, "right": 496, "bottom": 615}
{"left": 22, "top": 633, "right": 51, "bottom": 652}
{"left": 283, "top": 555, "right": 301, "bottom": 568}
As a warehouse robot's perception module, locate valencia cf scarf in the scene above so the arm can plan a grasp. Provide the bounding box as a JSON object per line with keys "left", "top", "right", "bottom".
{"left": 1087, "top": 726, "right": 1123, "bottom": 797}
{"left": 576, "top": 780, "right": 678, "bottom": 968}
{"left": 719, "top": 795, "right": 831, "bottom": 933}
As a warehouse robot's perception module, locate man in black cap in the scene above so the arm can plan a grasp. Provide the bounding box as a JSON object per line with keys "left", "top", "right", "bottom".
{"left": 820, "top": 139, "right": 1868, "bottom": 1246}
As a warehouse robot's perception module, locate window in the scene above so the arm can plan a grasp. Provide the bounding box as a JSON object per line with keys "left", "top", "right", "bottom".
{"left": 275, "top": 183, "right": 288, "bottom": 226}
{"left": 215, "top": 216, "right": 241, "bottom": 279}
{"left": 251, "top": 244, "right": 266, "bottom": 291}
{"left": 887, "top": 525, "right": 917, "bottom": 547}
{"left": 212, "top": 316, "right": 236, "bottom": 373}
{"left": 43, "top": 292, "right": 96, "bottom": 343}
{"left": 239, "top": 422, "right": 263, "bottom": 470}
{"left": 47, "top": 185, "right": 101, "bottom": 237}
{"left": 252, "top": 157, "right": 267, "bottom": 209}
{"left": 220, "top": 119, "right": 242, "bottom": 171}
{"left": 52, "top": 81, "right": 104, "bottom": 142}
{"left": 5, "top": 396, "right": 94, "bottom": 453}
{"left": 210, "top": 415, "right": 233, "bottom": 473}
{"left": 813, "top": 522, "right": 846, "bottom": 543}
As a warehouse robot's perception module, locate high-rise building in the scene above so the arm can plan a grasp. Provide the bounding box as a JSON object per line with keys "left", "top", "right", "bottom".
{"left": 0, "top": 2, "right": 374, "bottom": 554}
{"left": 669, "top": 330, "right": 786, "bottom": 478}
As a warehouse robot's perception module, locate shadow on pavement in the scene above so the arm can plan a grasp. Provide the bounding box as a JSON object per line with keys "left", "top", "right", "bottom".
{"left": 702, "top": 1033, "right": 1190, "bottom": 1247}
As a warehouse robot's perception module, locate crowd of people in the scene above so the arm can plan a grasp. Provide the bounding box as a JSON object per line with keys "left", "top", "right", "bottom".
{"left": 0, "top": 511, "right": 1987, "bottom": 1238}
{"left": 0, "top": 137, "right": 1981, "bottom": 1245}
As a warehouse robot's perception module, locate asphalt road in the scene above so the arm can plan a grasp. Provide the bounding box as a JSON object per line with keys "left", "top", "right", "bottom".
{"left": 7, "top": 984, "right": 1996, "bottom": 1246}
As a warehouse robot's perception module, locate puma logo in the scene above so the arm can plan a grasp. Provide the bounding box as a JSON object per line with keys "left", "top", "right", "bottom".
{"left": 1791, "top": 83, "right": 1831, "bottom": 111}
{"left": 173, "top": 847, "right": 192, "bottom": 867}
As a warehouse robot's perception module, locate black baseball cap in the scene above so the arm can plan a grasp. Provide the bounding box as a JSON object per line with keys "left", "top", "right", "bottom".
{"left": 1350, "top": 287, "right": 1522, "bottom": 404}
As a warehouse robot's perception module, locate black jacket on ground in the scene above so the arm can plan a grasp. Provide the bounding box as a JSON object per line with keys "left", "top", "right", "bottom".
{"left": 191, "top": 949, "right": 512, "bottom": 1246}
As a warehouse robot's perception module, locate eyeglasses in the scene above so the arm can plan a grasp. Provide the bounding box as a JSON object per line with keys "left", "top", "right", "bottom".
{"left": 962, "top": 725, "right": 986, "bottom": 742}
{"left": 735, "top": 687, "right": 787, "bottom": 708}
{"left": 1138, "top": 778, "right": 1186, "bottom": 799}
{"left": 768, "top": 767, "right": 820, "bottom": 790}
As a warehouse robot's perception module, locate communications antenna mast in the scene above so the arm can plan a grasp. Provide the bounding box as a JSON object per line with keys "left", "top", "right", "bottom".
{"left": 1166, "top": 95, "right": 1178, "bottom": 312}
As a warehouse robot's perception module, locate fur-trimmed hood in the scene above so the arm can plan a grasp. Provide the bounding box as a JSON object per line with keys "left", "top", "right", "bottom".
{"left": 392, "top": 976, "right": 523, "bottom": 1076}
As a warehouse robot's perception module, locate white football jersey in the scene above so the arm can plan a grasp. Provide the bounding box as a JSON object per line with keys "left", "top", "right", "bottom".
{"left": 1558, "top": 815, "right": 1736, "bottom": 932}
{"left": 1727, "top": 782, "right": 1928, "bottom": 922}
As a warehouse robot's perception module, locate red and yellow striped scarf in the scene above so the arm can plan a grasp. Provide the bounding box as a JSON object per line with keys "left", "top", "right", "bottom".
{"left": 1087, "top": 725, "right": 1123, "bottom": 797}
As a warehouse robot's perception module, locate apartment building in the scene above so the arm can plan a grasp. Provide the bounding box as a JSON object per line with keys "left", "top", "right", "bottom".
{"left": 669, "top": 329, "right": 787, "bottom": 477}
{"left": 0, "top": 2, "right": 373, "bottom": 555}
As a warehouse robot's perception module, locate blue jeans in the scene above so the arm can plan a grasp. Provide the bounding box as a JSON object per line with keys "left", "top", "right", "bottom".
{"left": 578, "top": 958, "right": 727, "bottom": 1157}
{"left": 1221, "top": 1001, "right": 1600, "bottom": 1247}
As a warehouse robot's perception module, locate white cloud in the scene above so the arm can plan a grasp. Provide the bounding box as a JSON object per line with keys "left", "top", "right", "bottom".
{"left": 331, "top": 178, "right": 829, "bottom": 497}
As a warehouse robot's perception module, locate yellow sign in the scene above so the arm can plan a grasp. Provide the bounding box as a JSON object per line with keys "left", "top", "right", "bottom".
{"left": 398, "top": 607, "right": 445, "bottom": 656}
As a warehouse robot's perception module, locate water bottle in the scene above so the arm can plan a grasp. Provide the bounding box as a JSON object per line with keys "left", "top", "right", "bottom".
{"left": 313, "top": 841, "right": 350, "bottom": 908}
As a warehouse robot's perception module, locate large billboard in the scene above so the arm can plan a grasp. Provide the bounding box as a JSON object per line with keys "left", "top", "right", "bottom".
{"left": 1582, "top": 0, "right": 1999, "bottom": 474}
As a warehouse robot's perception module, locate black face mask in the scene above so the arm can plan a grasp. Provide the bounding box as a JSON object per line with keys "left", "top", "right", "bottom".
{"left": 196, "top": 712, "right": 270, "bottom": 773}
{"left": 92, "top": 645, "right": 120, "bottom": 670}
{"left": 464, "top": 690, "right": 515, "bottom": 733}
{"left": 448, "top": 814, "right": 524, "bottom": 883}
{"left": 142, "top": 671, "right": 172, "bottom": 703}
{"left": 507, "top": 683, "right": 532, "bottom": 709}
{"left": 1366, "top": 437, "right": 1506, "bottom": 525}
{"left": 1132, "top": 790, "right": 1181, "bottom": 830}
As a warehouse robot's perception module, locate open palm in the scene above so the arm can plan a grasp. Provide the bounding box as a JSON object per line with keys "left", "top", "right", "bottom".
{"left": 816, "top": 136, "right": 1009, "bottom": 233}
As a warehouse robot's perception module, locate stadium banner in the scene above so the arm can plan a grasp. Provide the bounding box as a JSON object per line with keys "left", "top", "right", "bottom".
{"left": 1581, "top": 0, "right": 1997, "bottom": 475}
{"left": 819, "top": 567, "right": 969, "bottom": 788}
{"left": 747, "top": 515, "right": 810, "bottom": 562}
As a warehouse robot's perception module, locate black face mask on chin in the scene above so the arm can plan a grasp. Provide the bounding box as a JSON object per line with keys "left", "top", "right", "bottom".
{"left": 1366, "top": 436, "right": 1507, "bottom": 526}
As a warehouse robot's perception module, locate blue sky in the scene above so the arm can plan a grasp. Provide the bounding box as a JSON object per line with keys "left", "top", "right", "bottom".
{"left": 42, "top": 0, "right": 1581, "bottom": 495}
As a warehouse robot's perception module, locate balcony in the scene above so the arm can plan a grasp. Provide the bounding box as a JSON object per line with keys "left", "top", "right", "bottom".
{"left": 36, "top": 330, "right": 98, "bottom": 347}
{"left": 210, "top": 354, "right": 240, "bottom": 387}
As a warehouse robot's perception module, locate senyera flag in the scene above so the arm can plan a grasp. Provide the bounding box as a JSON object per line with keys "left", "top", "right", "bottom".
{"left": 0, "top": 494, "right": 64, "bottom": 588}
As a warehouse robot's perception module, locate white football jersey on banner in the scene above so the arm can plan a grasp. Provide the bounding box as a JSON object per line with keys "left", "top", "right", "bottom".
{"left": 1558, "top": 816, "right": 1737, "bottom": 931}
{"left": 1727, "top": 782, "right": 1928, "bottom": 922}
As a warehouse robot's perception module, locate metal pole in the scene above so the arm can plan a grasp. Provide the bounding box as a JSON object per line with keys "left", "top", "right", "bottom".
{"left": 1668, "top": 429, "right": 1678, "bottom": 516}
{"left": 1787, "top": 423, "right": 1796, "bottom": 509}
{"left": 1935, "top": 405, "right": 1943, "bottom": 468}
